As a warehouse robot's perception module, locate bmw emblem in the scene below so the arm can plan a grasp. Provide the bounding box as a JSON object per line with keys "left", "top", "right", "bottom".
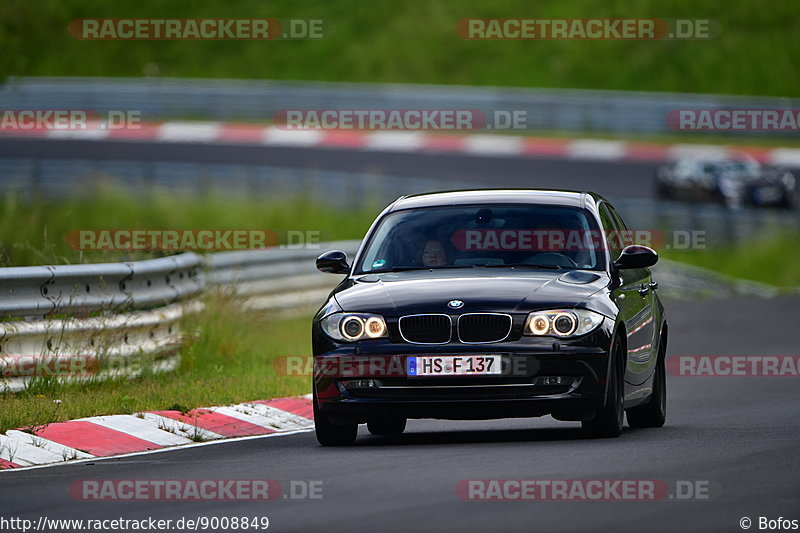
{"left": 447, "top": 300, "right": 464, "bottom": 309}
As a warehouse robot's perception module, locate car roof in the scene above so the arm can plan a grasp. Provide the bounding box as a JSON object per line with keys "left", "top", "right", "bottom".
{"left": 387, "top": 189, "right": 603, "bottom": 212}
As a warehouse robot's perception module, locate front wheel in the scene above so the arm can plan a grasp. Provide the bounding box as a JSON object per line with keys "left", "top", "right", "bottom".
{"left": 626, "top": 340, "right": 667, "bottom": 428}
{"left": 582, "top": 336, "right": 624, "bottom": 438}
{"left": 313, "top": 390, "right": 358, "bottom": 446}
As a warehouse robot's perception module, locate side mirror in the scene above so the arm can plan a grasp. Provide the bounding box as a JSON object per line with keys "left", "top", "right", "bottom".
{"left": 613, "top": 245, "right": 658, "bottom": 270}
{"left": 316, "top": 250, "right": 351, "bottom": 274}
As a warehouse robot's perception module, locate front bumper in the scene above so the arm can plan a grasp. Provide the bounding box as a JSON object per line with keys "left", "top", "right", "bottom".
{"left": 314, "top": 349, "right": 610, "bottom": 424}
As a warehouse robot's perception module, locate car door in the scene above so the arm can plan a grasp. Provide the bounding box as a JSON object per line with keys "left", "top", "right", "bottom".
{"left": 599, "top": 202, "right": 658, "bottom": 393}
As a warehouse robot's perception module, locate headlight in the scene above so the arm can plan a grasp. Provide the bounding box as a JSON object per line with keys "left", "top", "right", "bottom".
{"left": 524, "top": 309, "right": 604, "bottom": 338}
{"left": 321, "top": 313, "right": 388, "bottom": 342}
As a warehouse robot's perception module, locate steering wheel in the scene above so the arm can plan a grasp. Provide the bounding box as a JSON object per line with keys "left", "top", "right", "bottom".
{"left": 523, "top": 252, "right": 578, "bottom": 268}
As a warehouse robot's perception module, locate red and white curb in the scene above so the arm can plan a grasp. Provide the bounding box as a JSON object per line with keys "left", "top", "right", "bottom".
{"left": 1, "top": 121, "right": 799, "bottom": 166}
{"left": 0, "top": 394, "right": 314, "bottom": 471}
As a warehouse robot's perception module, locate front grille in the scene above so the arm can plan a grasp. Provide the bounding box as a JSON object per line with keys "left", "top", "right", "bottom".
{"left": 458, "top": 313, "right": 512, "bottom": 343}
{"left": 399, "top": 314, "right": 451, "bottom": 344}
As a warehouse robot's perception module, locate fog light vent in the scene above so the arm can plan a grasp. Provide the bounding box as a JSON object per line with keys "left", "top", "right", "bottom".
{"left": 533, "top": 376, "right": 573, "bottom": 386}
{"left": 344, "top": 379, "right": 382, "bottom": 390}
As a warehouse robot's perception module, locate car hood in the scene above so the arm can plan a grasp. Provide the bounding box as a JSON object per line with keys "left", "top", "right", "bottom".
{"left": 332, "top": 269, "right": 609, "bottom": 316}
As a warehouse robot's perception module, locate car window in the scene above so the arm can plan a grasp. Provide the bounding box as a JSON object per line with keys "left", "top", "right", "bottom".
{"left": 598, "top": 203, "right": 623, "bottom": 256}
{"left": 356, "top": 204, "right": 606, "bottom": 273}
{"left": 606, "top": 203, "right": 628, "bottom": 232}
{"left": 608, "top": 202, "right": 636, "bottom": 253}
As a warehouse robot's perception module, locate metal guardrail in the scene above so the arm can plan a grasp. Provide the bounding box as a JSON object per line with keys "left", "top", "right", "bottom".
{"left": 206, "top": 241, "right": 359, "bottom": 311}
{"left": 0, "top": 243, "right": 360, "bottom": 392}
{"left": 0, "top": 253, "right": 203, "bottom": 318}
{"left": 0, "top": 253, "right": 205, "bottom": 392}
{"left": 2, "top": 77, "right": 799, "bottom": 136}
{"left": 0, "top": 302, "right": 197, "bottom": 393}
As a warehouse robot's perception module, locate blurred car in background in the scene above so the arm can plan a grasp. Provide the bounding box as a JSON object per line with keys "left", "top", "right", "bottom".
{"left": 655, "top": 156, "right": 797, "bottom": 209}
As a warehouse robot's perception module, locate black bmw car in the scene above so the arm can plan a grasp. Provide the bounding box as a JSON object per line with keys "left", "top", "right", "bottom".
{"left": 311, "top": 190, "right": 667, "bottom": 445}
{"left": 655, "top": 156, "right": 797, "bottom": 209}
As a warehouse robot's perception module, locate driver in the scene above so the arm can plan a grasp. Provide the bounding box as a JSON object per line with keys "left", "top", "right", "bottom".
{"left": 420, "top": 239, "right": 448, "bottom": 267}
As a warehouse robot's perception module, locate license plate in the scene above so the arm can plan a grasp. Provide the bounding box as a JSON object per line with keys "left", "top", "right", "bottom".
{"left": 407, "top": 355, "right": 502, "bottom": 376}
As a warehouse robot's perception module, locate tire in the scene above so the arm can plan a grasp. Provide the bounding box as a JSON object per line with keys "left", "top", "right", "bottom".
{"left": 367, "top": 417, "right": 407, "bottom": 436}
{"left": 780, "top": 190, "right": 798, "bottom": 210}
{"left": 313, "top": 389, "right": 358, "bottom": 446}
{"left": 582, "top": 335, "right": 624, "bottom": 438}
{"left": 626, "top": 339, "right": 667, "bottom": 428}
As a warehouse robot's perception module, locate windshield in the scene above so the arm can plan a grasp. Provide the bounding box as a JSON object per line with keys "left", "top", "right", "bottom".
{"left": 356, "top": 204, "right": 605, "bottom": 274}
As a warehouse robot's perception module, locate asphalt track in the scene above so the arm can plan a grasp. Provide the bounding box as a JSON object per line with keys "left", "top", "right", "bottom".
{"left": 1, "top": 294, "right": 798, "bottom": 533}
{"left": 0, "top": 137, "right": 658, "bottom": 198}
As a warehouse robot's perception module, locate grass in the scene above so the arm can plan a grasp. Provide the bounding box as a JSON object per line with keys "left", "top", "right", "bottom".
{"left": 0, "top": 182, "right": 378, "bottom": 267}
{"left": 1, "top": 0, "right": 799, "bottom": 97}
{"left": 0, "top": 294, "right": 316, "bottom": 433}
{"left": 661, "top": 230, "right": 800, "bottom": 287}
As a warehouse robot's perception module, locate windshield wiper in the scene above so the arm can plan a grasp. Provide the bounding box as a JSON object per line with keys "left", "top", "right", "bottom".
{"left": 367, "top": 264, "right": 568, "bottom": 273}
{"left": 368, "top": 265, "right": 473, "bottom": 273}
{"left": 473, "top": 263, "right": 567, "bottom": 270}
{"left": 368, "top": 266, "right": 432, "bottom": 273}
